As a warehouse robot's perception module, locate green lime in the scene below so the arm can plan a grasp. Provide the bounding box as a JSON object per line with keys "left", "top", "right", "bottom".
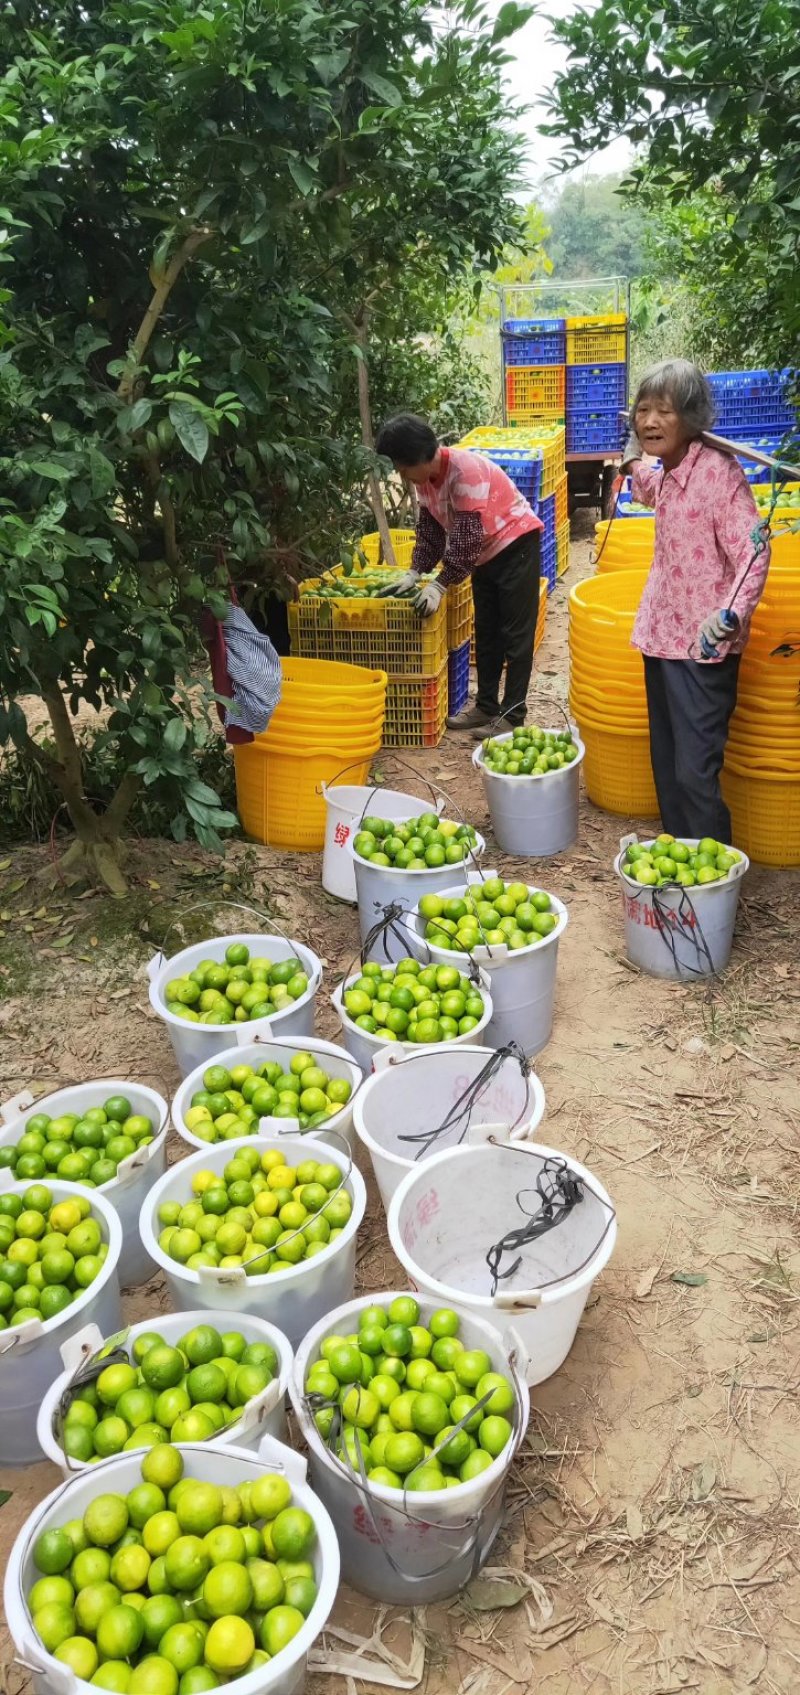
{"left": 478, "top": 1414, "right": 512, "bottom": 1457}
{"left": 91, "top": 1664, "right": 133, "bottom": 1691}
{"left": 178, "top": 1669, "right": 220, "bottom": 1692}
{"left": 259, "top": 1604, "right": 305, "bottom": 1657}
{"left": 32, "top": 1601, "right": 76, "bottom": 1652}
{"left": 128, "top": 1657, "right": 180, "bottom": 1694}
{"left": 164, "top": 1536, "right": 210, "bottom": 1592}
{"left": 203, "top": 1525, "right": 245, "bottom": 1566}
{"left": 284, "top": 1574, "right": 317, "bottom": 1616}
{"left": 270, "top": 1507, "right": 315, "bottom": 1559}
{"left": 127, "top": 1482, "right": 167, "bottom": 1529}
{"left": 246, "top": 1556, "right": 285, "bottom": 1610}
{"left": 72, "top": 1548, "right": 112, "bottom": 1589}
{"left": 202, "top": 1558, "right": 252, "bottom": 1618}
{"left": 30, "top": 1575, "right": 74, "bottom": 1613}
{"left": 54, "top": 1636, "right": 99, "bottom": 1679}
{"left": 140, "top": 1593, "right": 183, "bottom": 1649}
{"left": 204, "top": 1615, "right": 255, "bottom": 1675}
{"left": 96, "top": 1604, "right": 145, "bottom": 1662}
{"left": 158, "top": 1622, "right": 204, "bottom": 1674}
{"left": 142, "top": 1345, "right": 185, "bottom": 1391}
{"left": 141, "top": 1445, "right": 184, "bottom": 1491}
{"left": 83, "top": 1491, "right": 128, "bottom": 1545}
{"left": 34, "top": 1526, "right": 75, "bottom": 1574}
{"left": 110, "top": 1544, "right": 152, "bottom": 1592}
{"left": 75, "top": 1581, "right": 122, "bottom": 1635}
{"left": 250, "top": 1473, "right": 291, "bottom": 1520}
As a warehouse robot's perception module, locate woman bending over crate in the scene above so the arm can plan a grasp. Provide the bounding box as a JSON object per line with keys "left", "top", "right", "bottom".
{"left": 623, "top": 359, "right": 770, "bottom": 840}
{"left": 375, "top": 413, "right": 543, "bottom": 732}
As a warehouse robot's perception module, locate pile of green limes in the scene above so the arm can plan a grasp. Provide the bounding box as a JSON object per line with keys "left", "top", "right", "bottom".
{"left": 306, "top": 1297, "right": 515, "bottom": 1493}
{"left": 182, "top": 1057, "right": 351, "bottom": 1144}
{"left": 58, "top": 1323, "right": 280, "bottom": 1463}
{"left": 0, "top": 1093, "right": 156, "bottom": 1186}
{"left": 0, "top": 1187, "right": 106, "bottom": 1328}
{"left": 352, "top": 812, "right": 477, "bottom": 870}
{"left": 27, "top": 1446, "right": 318, "bottom": 1691}
{"left": 621, "top": 834, "right": 742, "bottom": 888}
{"left": 480, "top": 724, "right": 580, "bottom": 776}
{"left": 157, "top": 1147, "right": 351, "bottom": 1275}
{"left": 342, "top": 958, "right": 486, "bottom": 1044}
{"left": 164, "top": 945, "right": 309, "bottom": 1027}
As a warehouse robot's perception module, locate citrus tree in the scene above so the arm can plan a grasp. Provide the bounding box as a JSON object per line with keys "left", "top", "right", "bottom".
{"left": 1, "top": 0, "right": 529, "bottom": 890}
{"left": 543, "top": 0, "right": 800, "bottom": 375}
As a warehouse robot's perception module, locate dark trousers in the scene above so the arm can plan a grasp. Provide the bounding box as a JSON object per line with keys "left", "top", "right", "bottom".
{"left": 472, "top": 531, "right": 541, "bottom": 727}
{"left": 643, "top": 655, "right": 740, "bottom": 840}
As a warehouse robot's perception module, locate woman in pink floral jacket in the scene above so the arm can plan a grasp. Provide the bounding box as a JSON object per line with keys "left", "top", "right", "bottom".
{"left": 624, "top": 360, "right": 770, "bottom": 842}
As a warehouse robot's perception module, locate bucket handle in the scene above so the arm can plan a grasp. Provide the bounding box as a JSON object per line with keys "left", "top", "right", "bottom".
{"left": 196, "top": 1126, "right": 354, "bottom": 1285}
{"left": 481, "top": 1139, "right": 617, "bottom": 1304}
{"left": 148, "top": 901, "right": 320, "bottom": 985}
{"left": 304, "top": 1345, "right": 528, "bottom": 1587}
{"left": 350, "top": 753, "right": 446, "bottom": 825}
{"left": 396, "top": 1042, "right": 538, "bottom": 1163}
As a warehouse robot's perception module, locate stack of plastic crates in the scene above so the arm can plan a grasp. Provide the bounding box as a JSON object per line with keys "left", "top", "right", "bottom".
{"left": 536, "top": 471, "right": 569, "bottom": 594}
{"left": 707, "top": 370, "right": 796, "bottom": 439}
{"left": 565, "top": 315, "right": 628, "bottom": 453}
{"left": 503, "top": 317, "right": 566, "bottom": 429}
{"left": 459, "top": 426, "right": 565, "bottom": 498}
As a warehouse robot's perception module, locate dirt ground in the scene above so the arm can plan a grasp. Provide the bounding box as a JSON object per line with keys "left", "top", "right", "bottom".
{"left": 2, "top": 515, "right": 800, "bottom": 1695}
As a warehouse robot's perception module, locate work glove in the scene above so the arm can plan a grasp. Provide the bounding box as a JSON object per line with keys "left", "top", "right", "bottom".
{"left": 697, "top": 608, "right": 739, "bottom": 660}
{"left": 414, "top": 579, "right": 446, "bottom": 617}
{"left": 375, "top": 570, "right": 418, "bottom": 598}
{"left": 621, "top": 430, "right": 642, "bottom": 469}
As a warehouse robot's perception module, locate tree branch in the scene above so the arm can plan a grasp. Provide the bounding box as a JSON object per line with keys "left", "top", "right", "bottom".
{"left": 118, "top": 225, "right": 214, "bottom": 401}
{"left": 40, "top": 685, "right": 101, "bottom": 838}
{"left": 347, "top": 303, "right": 396, "bottom": 567}
{"left": 102, "top": 770, "right": 141, "bottom": 837}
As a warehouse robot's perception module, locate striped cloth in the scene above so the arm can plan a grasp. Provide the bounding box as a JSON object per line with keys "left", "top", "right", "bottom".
{"left": 222, "top": 604, "right": 282, "bottom": 733}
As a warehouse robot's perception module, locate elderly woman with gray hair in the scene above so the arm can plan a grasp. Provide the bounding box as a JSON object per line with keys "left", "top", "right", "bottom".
{"left": 623, "top": 358, "right": 770, "bottom": 841}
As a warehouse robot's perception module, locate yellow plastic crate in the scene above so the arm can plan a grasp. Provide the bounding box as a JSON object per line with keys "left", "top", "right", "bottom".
{"left": 505, "top": 365, "right": 566, "bottom": 418}
{"left": 458, "top": 425, "right": 564, "bottom": 449}
{"left": 577, "top": 720, "right": 658, "bottom": 816}
{"left": 566, "top": 313, "right": 627, "bottom": 365}
{"left": 556, "top": 521, "right": 570, "bottom": 579}
{"left": 447, "top": 577, "right": 473, "bottom": 650}
{"left": 359, "top": 529, "right": 416, "bottom": 569}
{"left": 554, "top": 474, "right": 569, "bottom": 531}
{"left": 384, "top": 664, "right": 448, "bottom": 748}
{"left": 234, "top": 738, "right": 381, "bottom": 851}
{"left": 288, "top": 581, "right": 447, "bottom": 676}
{"left": 722, "top": 760, "right": 800, "bottom": 867}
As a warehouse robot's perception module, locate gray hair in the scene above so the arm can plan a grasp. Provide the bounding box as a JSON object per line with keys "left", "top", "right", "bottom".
{"left": 632, "top": 359, "right": 716, "bottom": 437}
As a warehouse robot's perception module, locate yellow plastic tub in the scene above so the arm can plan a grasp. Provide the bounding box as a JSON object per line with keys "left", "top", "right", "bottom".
{"left": 722, "top": 759, "right": 800, "bottom": 866}
{"left": 235, "top": 736, "right": 383, "bottom": 851}
{"left": 578, "top": 721, "right": 658, "bottom": 817}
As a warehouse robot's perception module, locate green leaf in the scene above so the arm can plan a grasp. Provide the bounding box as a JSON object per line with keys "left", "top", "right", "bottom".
{"left": 130, "top": 398, "right": 153, "bottom": 430}
{"left": 671, "top": 1271, "right": 708, "bottom": 1287}
{"left": 169, "top": 402, "right": 209, "bottom": 464}
{"left": 312, "top": 49, "right": 351, "bottom": 83}
{"left": 163, "top": 718, "right": 187, "bottom": 752}
{"left": 0, "top": 1489, "right": 12, "bottom": 1508}
{"left": 287, "top": 158, "right": 316, "bottom": 196}
{"left": 360, "top": 70, "right": 402, "bottom": 106}
{"left": 28, "top": 461, "right": 71, "bottom": 482}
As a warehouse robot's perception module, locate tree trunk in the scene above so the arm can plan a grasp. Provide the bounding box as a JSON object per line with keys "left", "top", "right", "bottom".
{"left": 352, "top": 309, "right": 397, "bottom": 568}
{"left": 39, "top": 687, "right": 141, "bottom": 894}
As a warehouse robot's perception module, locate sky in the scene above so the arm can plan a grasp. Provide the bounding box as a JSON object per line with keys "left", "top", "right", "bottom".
{"left": 489, "top": 0, "right": 634, "bottom": 194}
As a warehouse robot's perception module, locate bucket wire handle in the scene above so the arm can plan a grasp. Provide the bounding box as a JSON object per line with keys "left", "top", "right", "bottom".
{"left": 623, "top": 876, "right": 715, "bottom": 981}
{"left": 397, "top": 1043, "right": 535, "bottom": 1162}
{"left": 354, "top": 762, "right": 443, "bottom": 827}
{"left": 153, "top": 901, "right": 315, "bottom": 970}
{"left": 200, "top": 1126, "right": 354, "bottom": 1280}
{"left": 482, "top": 1143, "right": 617, "bottom": 1300}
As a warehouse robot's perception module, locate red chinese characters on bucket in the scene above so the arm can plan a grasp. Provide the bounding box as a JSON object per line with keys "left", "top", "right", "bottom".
{"left": 401, "top": 1188, "right": 441, "bottom": 1253}
{"left": 622, "top": 893, "right": 696, "bottom": 929}
{"left": 334, "top": 822, "right": 351, "bottom": 847}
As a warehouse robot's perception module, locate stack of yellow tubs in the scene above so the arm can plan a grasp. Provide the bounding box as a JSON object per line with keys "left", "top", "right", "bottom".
{"left": 723, "top": 529, "right": 800, "bottom": 864}
{"left": 234, "top": 658, "right": 387, "bottom": 850}
{"left": 569, "top": 572, "right": 657, "bottom": 815}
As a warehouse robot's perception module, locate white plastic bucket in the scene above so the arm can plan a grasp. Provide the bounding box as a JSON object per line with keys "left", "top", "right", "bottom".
{"left": 139, "top": 1136, "right": 366, "bottom": 1346}
{"left": 289, "top": 1291, "right": 530, "bottom": 1604}
{"left": 4, "top": 1434, "right": 340, "bottom": 1695}
{"left": 331, "top": 968, "right": 494, "bottom": 1077}
{"left": 0, "top": 1079, "right": 168, "bottom": 1289}
{"left": 615, "top": 838, "right": 750, "bottom": 979}
{"left": 472, "top": 732, "right": 585, "bottom": 856}
{"left": 353, "top": 1044, "right": 545, "bottom": 1214}
{"left": 172, "top": 1035, "right": 362, "bottom": 1154}
{"left": 0, "top": 1177, "right": 123, "bottom": 1465}
{"left": 388, "top": 1142, "right": 617, "bottom": 1386}
{"left": 147, "top": 932, "right": 323, "bottom": 1078}
{"left": 37, "top": 1307, "right": 294, "bottom": 1476}
{"left": 350, "top": 831, "right": 486, "bottom": 964}
{"left": 407, "top": 871, "right": 568, "bottom": 1056}
{"left": 321, "top": 778, "right": 443, "bottom": 902}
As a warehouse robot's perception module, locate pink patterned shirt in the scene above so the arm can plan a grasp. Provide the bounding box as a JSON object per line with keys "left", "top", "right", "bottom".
{"left": 631, "top": 440, "right": 770, "bottom": 660}
{"left": 413, "top": 448, "right": 540, "bottom": 586}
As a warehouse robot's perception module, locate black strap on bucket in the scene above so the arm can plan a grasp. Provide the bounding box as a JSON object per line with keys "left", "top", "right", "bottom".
{"left": 360, "top": 902, "right": 416, "bottom": 964}
{"left": 397, "top": 1042, "right": 532, "bottom": 1162}
{"left": 627, "top": 881, "right": 715, "bottom": 980}
{"left": 486, "top": 1156, "right": 586, "bottom": 1296}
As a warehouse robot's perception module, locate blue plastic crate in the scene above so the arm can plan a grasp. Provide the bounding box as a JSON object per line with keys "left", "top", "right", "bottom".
{"left": 566, "top": 411, "right": 626, "bottom": 452}
{"left": 707, "top": 369, "right": 796, "bottom": 436}
{"left": 540, "top": 535, "right": 557, "bottom": 595}
{"left": 538, "top": 491, "right": 557, "bottom": 544}
{"left": 447, "top": 640, "right": 471, "bottom": 717}
{"left": 502, "top": 319, "right": 566, "bottom": 365}
{"left": 567, "top": 361, "right": 628, "bottom": 410}
{"left": 481, "top": 449, "right": 543, "bottom": 504}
